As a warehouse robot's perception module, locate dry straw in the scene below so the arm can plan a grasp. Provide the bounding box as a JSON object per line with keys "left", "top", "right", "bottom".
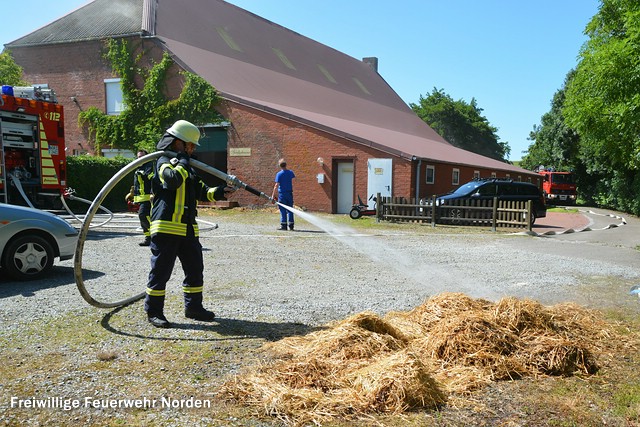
{"left": 219, "top": 292, "right": 624, "bottom": 425}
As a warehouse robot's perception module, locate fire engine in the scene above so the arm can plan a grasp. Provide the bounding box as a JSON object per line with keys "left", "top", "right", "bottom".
{"left": 0, "top": 84, "right": 67, "bottom": 209}
{"left": 537, "top": 168, "right": 577, "bottom": 205}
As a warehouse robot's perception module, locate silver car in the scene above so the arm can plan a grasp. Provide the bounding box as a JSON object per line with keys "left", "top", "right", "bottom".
{"left": 0, "top": 203, "right": 78, "bottom": 280}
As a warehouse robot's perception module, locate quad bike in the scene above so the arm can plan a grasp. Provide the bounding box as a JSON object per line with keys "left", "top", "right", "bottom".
{"left": 349, "top": 194, "right": 377, "bottom": 219}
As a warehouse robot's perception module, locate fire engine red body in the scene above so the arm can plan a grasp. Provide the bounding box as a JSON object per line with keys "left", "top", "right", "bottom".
{"left": 538, "top": 169, "right": 577, "bottom": 205}
{"left": 0, "top": 86, "right": 67, "bottom": 209}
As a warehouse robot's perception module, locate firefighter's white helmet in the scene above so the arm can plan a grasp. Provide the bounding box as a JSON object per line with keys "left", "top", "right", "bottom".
{"left": 166, "top": 120, "right": 201, "bottom": 145}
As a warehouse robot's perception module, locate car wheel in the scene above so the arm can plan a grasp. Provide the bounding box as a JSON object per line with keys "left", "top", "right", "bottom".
{"left": 2, "top": 234, "right": 54, "bottom": 280}
{"left": 530, "top": 212, "right": 537, "bottom": 226}
{"left": 349, "top": 208, "right": 362, "bottom": 219}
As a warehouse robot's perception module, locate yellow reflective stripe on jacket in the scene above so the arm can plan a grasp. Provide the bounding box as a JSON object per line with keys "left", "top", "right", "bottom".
{"left": 173, "top": 169, "right": 187, "bottom": 223}
{"left": 182, "top": 286, "right": 204, "bottom": 294}
{"left": 146, "top": 288, "right": 166, "bottom": 297}
{"left": 158, "top": 163, "right": 189, "bottom": 224}
{"left": 149, "top": 220, "right": 200, "bottom": 237}
{"left": 133, "top": 194, "right": 151, "bottom": 203}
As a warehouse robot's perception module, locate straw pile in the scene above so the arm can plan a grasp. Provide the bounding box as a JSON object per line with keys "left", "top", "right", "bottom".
{"left": 219, "top": 292, "right": 619, "bottom": 425}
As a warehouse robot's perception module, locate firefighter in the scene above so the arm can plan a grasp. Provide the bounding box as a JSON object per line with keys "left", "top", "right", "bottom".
{"left": 133, "top": 149, "right": 154, "bottom": 246}
{"left": 145, "top": 120, "right": 233, "bottom": 328}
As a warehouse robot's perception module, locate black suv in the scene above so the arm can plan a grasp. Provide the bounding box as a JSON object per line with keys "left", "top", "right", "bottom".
{"left": 436, "top": 179, "right": 547, "bottom": 224}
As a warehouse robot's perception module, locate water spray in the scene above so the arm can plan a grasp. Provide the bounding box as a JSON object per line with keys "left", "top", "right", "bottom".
{"left": 74, "top": 150, "right": 275, "bottom": 308}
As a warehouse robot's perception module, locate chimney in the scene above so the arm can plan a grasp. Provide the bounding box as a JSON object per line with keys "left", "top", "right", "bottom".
{"left": 362, "top": 57, "right": 378, "bottom": 73}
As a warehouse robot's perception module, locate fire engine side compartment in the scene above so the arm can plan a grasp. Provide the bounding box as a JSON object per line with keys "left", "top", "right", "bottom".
{"left": 1, "top": 93, "right": 66, "bottom": 208}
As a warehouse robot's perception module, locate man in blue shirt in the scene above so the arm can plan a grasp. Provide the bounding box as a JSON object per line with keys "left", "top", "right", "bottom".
{"left": 271, "top": 159, "right": 295, "bottom": 230}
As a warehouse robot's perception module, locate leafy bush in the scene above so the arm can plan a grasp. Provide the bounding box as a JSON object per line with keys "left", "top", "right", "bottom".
{"left": 66, "top": 155, "right": 134, "bottom": 213}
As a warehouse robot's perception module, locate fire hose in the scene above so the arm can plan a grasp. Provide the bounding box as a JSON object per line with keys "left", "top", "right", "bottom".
{"left": 74, "top": 150, "right": 275, "bottom": 308}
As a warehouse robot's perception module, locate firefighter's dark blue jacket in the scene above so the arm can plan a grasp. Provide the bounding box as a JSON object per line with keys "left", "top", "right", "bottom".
{"left": 150, "top": 153, "right": 223, "bottom": 237}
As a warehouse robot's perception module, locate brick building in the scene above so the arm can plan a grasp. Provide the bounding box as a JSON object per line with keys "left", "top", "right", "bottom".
{"left": 4, "top": 0, "right": 540, "bottom": 213}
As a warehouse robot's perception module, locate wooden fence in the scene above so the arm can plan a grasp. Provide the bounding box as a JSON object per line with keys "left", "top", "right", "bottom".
{"left": 375, "top": 194, "right": 533, "bottom": 231}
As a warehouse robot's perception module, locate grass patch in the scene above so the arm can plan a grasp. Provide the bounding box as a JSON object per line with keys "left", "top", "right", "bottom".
{"left": 3, "top": 297, "right": 640, "bottom": 426}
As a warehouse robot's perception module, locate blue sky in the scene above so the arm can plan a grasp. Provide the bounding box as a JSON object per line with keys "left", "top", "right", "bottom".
{"left": 1, "top": 0, "right": 600, "bottom": 161}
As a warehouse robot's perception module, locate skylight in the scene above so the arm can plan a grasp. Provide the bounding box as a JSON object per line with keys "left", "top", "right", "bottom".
{"left": 317, "top": 64, "right": 337, "bottom": 83}
{"left": 352, "top": 77, "right": 371, "bottom": 95}
{"left": 216, "top": 27, "right": 243, "bottom": 52}
{"left": 272, "top": 48, "right": 296, "bottom": 70}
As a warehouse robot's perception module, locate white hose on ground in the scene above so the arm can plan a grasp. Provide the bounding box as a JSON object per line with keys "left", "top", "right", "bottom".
{"left": 60, "top": 190, "right": 115, "bottom": 228}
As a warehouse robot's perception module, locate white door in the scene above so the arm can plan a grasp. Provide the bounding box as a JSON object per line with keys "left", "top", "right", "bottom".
{"left": 336, "top": 161, "right": 354, "bottom": 213}
{"left": 367, "top": 159, "right": 392, "bottom": 205}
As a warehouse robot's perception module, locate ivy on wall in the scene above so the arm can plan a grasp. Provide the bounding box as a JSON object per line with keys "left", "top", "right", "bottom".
{"left": 78, "top": 38, "right": 223, "bottom": 153}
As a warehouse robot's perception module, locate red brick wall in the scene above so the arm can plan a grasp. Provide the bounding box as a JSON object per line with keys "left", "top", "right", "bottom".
{"left": 219, "top": 101, "right": 414, "bottom": 212}
{"left": 10, "top": 37, "right": 167, "bottom": 155}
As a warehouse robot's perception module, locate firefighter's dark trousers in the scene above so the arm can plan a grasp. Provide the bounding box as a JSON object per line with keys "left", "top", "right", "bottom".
{"left": 137, "top": 201, "right": 151, "bottom": 236}
{"left": 144, "top": 232, "right": 205, "bottom": 317}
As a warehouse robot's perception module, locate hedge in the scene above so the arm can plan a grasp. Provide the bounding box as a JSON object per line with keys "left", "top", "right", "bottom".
{"left": 65, "top": 156, "right": 134, "bottom": 213}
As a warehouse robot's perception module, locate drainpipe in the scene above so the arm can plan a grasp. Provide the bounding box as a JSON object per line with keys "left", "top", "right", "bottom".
{"left": 414, "top": 157, "right": 421, "bottom": 213}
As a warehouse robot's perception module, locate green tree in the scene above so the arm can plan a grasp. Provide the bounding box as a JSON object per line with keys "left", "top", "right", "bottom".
{"left": 521, "top": 71, "right": 580, "bottom": 172}
{"left": 0, "top": 50, "right": 28, "bottom": 86}
{"left": 564, "top": 0, "right": 640, "bottom": 214}
{"left": 410, "top": 88, "right": 510, "bottom": 161}
{"left": 79, "top": 39, "right": 223, "bottom": 153}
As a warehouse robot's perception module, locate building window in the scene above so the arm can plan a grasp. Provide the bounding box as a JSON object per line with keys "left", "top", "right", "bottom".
{"left": 505, "top": 174, "right": 510, "bottom": 179}
{"left": 473, "top": 170, "right": 480, "bottom": 180}
{"left": 105, "top": 78, "right": 124, "bottom": 115}
{"left": 452, "top": 168, "right": 460, "bottom": 185}
{"left": 426, "top": 165, "right": 435, "bottom": 184}
{"left": 491, "top": 172, "right": 497, "bottom": 178}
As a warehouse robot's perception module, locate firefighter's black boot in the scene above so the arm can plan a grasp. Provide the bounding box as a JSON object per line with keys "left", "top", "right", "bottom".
{"left": 147, "top": 313, "right": 171, "bottom": 328}
{"left": 288, "top": 223, "right": 294, "bottom": 231}
{"left": 145, "top": 294, "right": 171, "bottom": 328}
{"left": 185, "top": 307, "right": 216, "bottom": 321}
{"left": 184, "top": 290, "right": 216, "bottom": 321}
{"left": 278, "top": 223, "right": 287, "bottom": 230}
{"left": 139, "top": 235, "right": 151, "bottom": 246}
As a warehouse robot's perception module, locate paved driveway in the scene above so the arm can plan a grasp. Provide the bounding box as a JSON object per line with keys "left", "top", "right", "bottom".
{"left": 532, "top": 207, "right": 637, "bottom": 249}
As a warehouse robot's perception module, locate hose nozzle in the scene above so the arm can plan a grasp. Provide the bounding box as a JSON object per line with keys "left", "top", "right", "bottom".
{"left": 224, "top": 174, "right": 273, "bottom": 202}
{"left": 225, "top": 174, "right": 242, "bottom": 189}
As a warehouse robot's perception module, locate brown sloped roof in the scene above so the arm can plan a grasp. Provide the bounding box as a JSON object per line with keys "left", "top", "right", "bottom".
{"left": 153, "top": 0, "right": 529, "bottom": 174}
{"left": 7, "top": 0, "right": 532, "bottom": 175}
{"left": 5, "top": 0, "right": 144, "bottom": 46}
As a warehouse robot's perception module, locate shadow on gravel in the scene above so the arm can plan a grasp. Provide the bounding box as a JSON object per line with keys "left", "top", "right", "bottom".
{"left": 0, "top": 266, "right": 105, "bottom": 298}
{"left": 101, "top": 302, "right": 322, "bottom": 342}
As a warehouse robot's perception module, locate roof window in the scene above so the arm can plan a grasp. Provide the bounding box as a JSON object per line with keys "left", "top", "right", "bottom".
{"left": 317, "top": 64, "right": 337, "bottom": 83}
{"left": 272, "top": 48, "right": 296, "bottom": 70}
{"left": 352, "top": 77, "right": 371, "bottom": 95}
{"left": 216, "top": 27, "right": 243, "bottom": 52}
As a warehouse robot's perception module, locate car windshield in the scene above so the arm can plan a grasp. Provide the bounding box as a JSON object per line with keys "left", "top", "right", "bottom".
{"left": 450, "top": 181, "right": 484, "bottom": 196}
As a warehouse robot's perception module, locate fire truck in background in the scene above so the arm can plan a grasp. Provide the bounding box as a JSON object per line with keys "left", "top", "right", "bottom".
{"left": 0, "top": 84, "right": 67, "bottom": 209}
{"left": 536, "top": 167, "right": 577, "bottom": 205}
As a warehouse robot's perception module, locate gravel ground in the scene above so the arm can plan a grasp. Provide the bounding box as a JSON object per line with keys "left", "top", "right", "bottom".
{"left": 1, "top": 207, "right": 639, "bottom": 329}
{"left": 1, "top": 207, "right": 639, "bottom": 426}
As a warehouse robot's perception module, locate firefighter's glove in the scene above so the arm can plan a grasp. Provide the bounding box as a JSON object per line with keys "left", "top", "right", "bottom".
{"left": 215, "top": 186, "right": 236, "bottom": 201}
{"left": 213, "top": 186, "right": 227, "bottom": 201}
